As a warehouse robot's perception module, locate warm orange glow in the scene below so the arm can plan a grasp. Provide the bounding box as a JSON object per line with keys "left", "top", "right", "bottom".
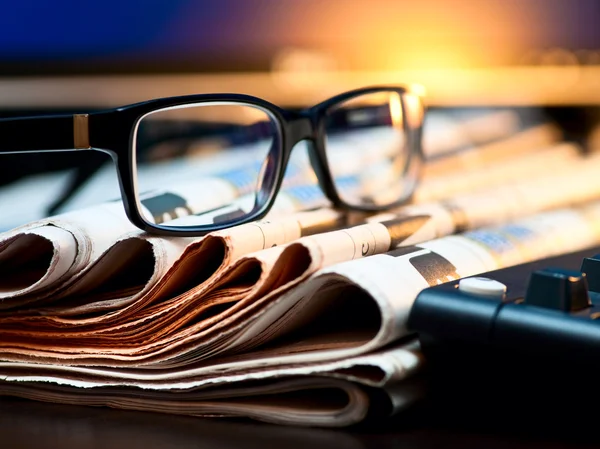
{"left": 261, "top": 0, "right": 544, "bottom": 72}
{"left": 408, "top": 83, "right": 427, "bottom": 98}
{"left": 389, "top": 92, "right": 403, "bottom": 128}
{"left": 403, "top": 89, "right": 426, "bottom": 129}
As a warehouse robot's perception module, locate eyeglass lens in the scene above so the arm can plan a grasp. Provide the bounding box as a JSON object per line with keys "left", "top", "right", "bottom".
{"left": 133, "top": 102, "right": 283, "bottom": 228}
{"left": 324, "top": 91, "right": 410, "bottom": 207}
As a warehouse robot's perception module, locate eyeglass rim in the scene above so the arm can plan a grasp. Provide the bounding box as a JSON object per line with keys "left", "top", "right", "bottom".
{"left": 129, "top": 101, "right": 286, "bottom": 234}
{"left": 310, "top": 89, "right": 425, "bottom": 212}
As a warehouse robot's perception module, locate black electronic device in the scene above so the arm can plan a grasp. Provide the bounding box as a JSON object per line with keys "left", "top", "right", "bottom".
{"left": 407, "top": 245, "right": 600, "bottom": 427}
{"left": 408, "top": 245, "right": 600, "bottom": 360}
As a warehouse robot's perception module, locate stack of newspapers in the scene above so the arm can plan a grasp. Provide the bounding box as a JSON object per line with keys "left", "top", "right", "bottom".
{"left": 1, "top": 109, "right": 600, "bottom": 427}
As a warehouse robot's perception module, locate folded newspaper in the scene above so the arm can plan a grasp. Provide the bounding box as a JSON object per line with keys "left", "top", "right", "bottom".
{"left": 1, "top": 131, "right": 600, "bottom": 426}
{"left": 2, "top": 199, "right": 600, "bottom": 426}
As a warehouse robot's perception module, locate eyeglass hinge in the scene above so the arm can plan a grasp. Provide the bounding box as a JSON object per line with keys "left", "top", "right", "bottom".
{"left": 73, "top": 114, "right": 91, "bottom": 149}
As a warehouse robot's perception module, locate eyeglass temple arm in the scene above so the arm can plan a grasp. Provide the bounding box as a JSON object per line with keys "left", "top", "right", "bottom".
{"left": 0, "top": 115, "right": 87, "bottom": 153}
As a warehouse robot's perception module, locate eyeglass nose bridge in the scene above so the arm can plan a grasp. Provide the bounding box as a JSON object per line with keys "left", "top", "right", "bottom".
{"left": 285, "top": 116, "right": 316, "bottom": 147}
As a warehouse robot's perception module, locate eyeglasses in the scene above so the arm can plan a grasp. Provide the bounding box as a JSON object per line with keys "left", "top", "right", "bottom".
{"left": 0, "top": 86, "right": 424, "bottom": 236}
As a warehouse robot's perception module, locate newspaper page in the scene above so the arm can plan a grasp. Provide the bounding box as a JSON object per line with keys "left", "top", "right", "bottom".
{"left": 0, "top": 374, "right": 424, "bottom": 427}
{"left": 0, "top": 375, "right": 384, "bottom": 427}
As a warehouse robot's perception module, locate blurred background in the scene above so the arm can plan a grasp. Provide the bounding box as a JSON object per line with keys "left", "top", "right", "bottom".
{"left": 0, "top": 0, "right": 599, "bottom": 106}
{"left": 6, "top": 0, "right": 600, "bottom": 74}
{"left": 0, "top": 0, "right": 600, "bottom": 228}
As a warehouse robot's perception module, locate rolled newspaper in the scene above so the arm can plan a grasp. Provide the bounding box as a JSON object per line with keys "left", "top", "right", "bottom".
{"left": 416, "top": 141, "right": 583, "bottom": 202}
{"left": 423, "top": 121, "right": 562, "bottom": 178}
{"left": 423, "top": 108, "right": 548, "bottom": 159}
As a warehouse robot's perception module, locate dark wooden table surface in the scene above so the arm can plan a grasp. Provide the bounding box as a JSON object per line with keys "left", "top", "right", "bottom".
{"left": 2, "top": 395, "right": 598, "bottom": 449}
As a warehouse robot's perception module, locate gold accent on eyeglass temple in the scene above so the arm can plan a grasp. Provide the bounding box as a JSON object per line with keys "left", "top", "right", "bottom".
{"left": 73, "top": 114, "right": 90, "bottom": 149}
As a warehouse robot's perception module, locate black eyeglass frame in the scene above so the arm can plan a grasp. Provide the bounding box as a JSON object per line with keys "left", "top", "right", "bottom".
{"left": 0, "top": 86, "right": 424, "bottom": 236}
